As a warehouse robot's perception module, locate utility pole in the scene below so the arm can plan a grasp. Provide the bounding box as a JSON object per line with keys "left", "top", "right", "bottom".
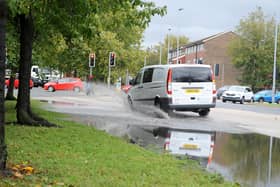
{"left": 159, "top": 43, "right": 162, "bottom": 65}
{"left": 167, "top": 28, "right": 171, "bottom": 64}
{"left": 272, "top": 21, "right": 278, "bottom": 103}
{"left": 176, "top": 35, "right": 179, "bottom": 64}
{"left": 176, "top": 8, "right": 183, "bottom": 64}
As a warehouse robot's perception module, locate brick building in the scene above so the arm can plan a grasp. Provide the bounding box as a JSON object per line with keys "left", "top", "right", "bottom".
{"left": 169, "top": 31, "right": 240, "bottom": 88}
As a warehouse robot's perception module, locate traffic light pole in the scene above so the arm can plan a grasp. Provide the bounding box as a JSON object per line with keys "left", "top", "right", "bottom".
{"left": 89, "top": 52, "right": 95, "bottom": 77}
{"left": 108, "top": 59, "right": 111, "bottom": 88}
{"left": 90, "top": 67, "right": 92, "bottom": 77}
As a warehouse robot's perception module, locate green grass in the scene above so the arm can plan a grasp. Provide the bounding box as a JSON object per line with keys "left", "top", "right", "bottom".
{"left": 251, "top": 102, "right": 280, "bottom": 108}
{"left": 1, "top": 101, "right": 238, "bottom": 187}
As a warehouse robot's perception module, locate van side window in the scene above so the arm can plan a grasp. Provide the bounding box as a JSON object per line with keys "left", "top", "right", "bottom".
{"left": 135, "top": 71, "right": 143, "bottom": 85}
{"left": 152, "top": 68, "right": 164, "bottom": 82}
{"left": 143, "top": 68, "right": 153, "bottom": 83}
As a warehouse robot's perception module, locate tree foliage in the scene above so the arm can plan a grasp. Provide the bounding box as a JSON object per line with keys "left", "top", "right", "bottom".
{"left": 143, "top": 35, "right": 189, "bottom": 67}
{"left": 229, "top": 7, "right": 279, "bottom": 90}
{"left": 4, "top": 1, "right": 166, "bottom": 126}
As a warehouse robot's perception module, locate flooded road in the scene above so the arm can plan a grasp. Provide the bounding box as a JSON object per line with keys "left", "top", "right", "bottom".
{"left": 31, "top": 84, "right": 280, "bottom": 187}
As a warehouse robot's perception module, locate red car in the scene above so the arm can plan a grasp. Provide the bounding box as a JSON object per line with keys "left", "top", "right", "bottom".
{"left": 44, "top": 77, "right": 83, "bottom": 92}
{"left": 5, "top": 78, "right": 34, "bottom": 89}
{"left": 121, "top": 85, "right": 132, "bottom": 94}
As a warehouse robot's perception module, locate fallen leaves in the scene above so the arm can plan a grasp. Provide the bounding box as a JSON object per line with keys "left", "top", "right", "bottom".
{"left": 10, "top": 163, "right": 35, "bottom": 178}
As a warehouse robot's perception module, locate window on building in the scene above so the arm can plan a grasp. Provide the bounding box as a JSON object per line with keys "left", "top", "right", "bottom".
{"left": 200, "top": 44, "right": 204, "bottom": 51}
{"left": 198, "top": 45, "right": 201, "bottom": 51}
{"left": 198, "top": 58, "right": 203, "bottom": 64}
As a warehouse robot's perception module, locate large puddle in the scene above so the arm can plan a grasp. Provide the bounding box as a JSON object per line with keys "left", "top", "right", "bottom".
{"left": 125, "top": 125, "right": 280, "bottom": 187}
{"left": 211, "top": 133, "right": 279, "bottom": 187}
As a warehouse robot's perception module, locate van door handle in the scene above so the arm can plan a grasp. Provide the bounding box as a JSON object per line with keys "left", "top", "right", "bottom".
{"left": 138, "top": 86, "right": 143, "bottom": 88}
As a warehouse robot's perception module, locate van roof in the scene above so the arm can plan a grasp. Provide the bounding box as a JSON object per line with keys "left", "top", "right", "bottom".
{"left": 142, "top": 64, "right": 211, "bottom": 69}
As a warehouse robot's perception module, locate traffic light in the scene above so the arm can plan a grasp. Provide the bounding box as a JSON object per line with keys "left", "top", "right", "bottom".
{"left": 109, "top": 52, "right": 116, "bottom": 67}
{"left": 89, "top": 53, "right": 95, "bottom": 67}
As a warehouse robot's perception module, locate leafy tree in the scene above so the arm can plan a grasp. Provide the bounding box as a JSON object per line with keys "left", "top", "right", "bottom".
{"left": 229, "top": 7, "right": 279, "bottom": 91}
{"left": 143, "top": 35, "right": 189, "bottom": 66}
{"left": 168, "top": 35, "right": 189, "bottom": 50}
{"left": 0, "top": 0, "right": 8, "bottom": 172}
{"left": 6, "top": 0, "right": 166, "bottom": 126}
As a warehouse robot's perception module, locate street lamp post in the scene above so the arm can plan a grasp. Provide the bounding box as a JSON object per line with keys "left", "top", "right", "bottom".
{"left": 176, "top": 8, "right": 184, "bottom": 64}
{"left": 272, "top": 21, "right": 278, "bottom": 103}
{"left": 167, "top": 28, "right": 171, "bottom": 64}
{"left": 176, "top": 34, "right": 179, "bottom": 64}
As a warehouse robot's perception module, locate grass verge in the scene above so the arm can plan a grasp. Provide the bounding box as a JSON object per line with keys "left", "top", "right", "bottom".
{"left": 1, "top": 100, "right": 238, "bottom": 187}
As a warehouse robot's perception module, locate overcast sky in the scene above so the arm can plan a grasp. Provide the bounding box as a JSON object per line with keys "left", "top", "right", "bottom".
{"left": 142, "top": 0, "right": 280, "bottom": 47}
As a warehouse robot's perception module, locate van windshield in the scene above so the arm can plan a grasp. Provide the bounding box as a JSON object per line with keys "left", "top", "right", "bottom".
{"left": 172, "top": 67, "right": 212, "bottom": 82}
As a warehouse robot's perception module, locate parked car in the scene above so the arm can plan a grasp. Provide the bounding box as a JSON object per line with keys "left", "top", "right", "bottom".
{"left": 43, "top": 77, "right": 83, "bottom": 92}
{"left": 31, "top": 76, "right": 42, "bottom": 87}
{"left": 260, "top": 91, "right": 280, "bottom": 104}
{"left": 128, "top": 64, "right": 216, "bottom": 116}
{"left": 216, "top": 85, "right": 231, "bottom": 99}
{"left": 222, "top": 85, "right": 254, "bottom": 104}
{"left": 31, "top": 76, "right": 50, "bottom": 87}
{"left": 121, "top": 85, "right": 132, "bottom": 94}
{"left": 253, "top": 90, "right": 272, "bottom": 103}
{"left": 5, "top": 78, "right": 34, "bottom": 89}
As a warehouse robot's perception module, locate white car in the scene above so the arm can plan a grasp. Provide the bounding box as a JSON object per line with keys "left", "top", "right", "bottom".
{"left": 222, "top": 85, "right": 254, "bottom": 104}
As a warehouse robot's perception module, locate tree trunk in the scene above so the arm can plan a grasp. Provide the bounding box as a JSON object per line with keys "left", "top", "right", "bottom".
{"left": 16, "top": 13, "right": 35, "bottom": 125}
{"left": 0, "top": 0, "right": 8, "bottom": 172}
{"left": 16, "top": 12, "right": 57, "bottom": 127}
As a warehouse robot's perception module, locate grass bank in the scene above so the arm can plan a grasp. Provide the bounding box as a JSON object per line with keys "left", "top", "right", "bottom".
{"left": 1, "top": 101, "right": 238, "bottom": 187}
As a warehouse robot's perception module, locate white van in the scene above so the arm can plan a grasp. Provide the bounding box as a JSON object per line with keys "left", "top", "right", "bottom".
{"left": 127, "top": 64, "right": 216, "bottom": 116}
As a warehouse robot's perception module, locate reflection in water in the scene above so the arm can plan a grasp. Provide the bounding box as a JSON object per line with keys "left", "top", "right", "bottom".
{"left": 128, "top": 126, "right": 215, "bottom": 168}
{"left": 210, "top": 133, "right": 280, "bottom": 187}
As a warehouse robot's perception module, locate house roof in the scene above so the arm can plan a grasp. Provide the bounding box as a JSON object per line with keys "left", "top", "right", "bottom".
{"left": 170, "top": 31, "right": 236, "bottom": 52}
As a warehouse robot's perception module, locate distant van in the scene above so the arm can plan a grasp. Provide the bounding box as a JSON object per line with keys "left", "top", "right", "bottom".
{"left": 127, "top": 64, "right": 216, "bottom": 116}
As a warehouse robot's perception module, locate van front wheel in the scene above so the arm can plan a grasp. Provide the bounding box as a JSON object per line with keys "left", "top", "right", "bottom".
{"left": 199, "top": 109, "right": 210, "bottom": 117}
{"left": 128, "top": 96, "right": 133, "bottom": 109}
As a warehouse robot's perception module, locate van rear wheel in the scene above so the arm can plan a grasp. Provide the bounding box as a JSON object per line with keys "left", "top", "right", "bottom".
{"left": 154, "top": 99, "right": 161, "bottom": 109}
{"left": 199, "top": 109, "right": 210, "bottom": 117}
